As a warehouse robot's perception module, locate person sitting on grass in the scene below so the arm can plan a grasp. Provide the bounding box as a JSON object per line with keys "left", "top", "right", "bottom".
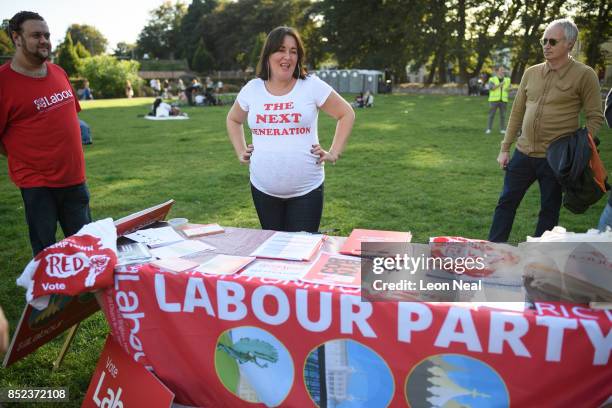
{"left": 151, "top": 97, "right": 185, "bottom": 117}
{"left": 364, "top": 90, "right": 374, "bottom": 107}
{"left": 352, "top": 92, "right": 364, "bottom": 108}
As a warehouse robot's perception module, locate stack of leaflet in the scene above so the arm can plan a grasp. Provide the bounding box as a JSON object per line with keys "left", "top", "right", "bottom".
{"left": 249, "top": 232, "right": 325, "bottom": 261}
{"left": 117, "top": 243, "right": 154, "bottom": 266}
{"left": 339, "top": 228, "right": 412, "bottom": 256}
{"left": 301, "top": 253, "right": 361, "bottom": 288}
{"left": 195, "top": 255, "right": 255, "bottom": 275}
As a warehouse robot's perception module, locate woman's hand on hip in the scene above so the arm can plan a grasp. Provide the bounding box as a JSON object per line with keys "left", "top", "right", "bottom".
{"left": 240, "top": 144, "right": 254, "bottom": 164}
{"left": 311, "top": 144, "right": 338, "bottom": 165}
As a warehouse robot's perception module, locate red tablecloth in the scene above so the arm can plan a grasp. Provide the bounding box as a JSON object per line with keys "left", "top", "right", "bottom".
{"left": 100, "top": 229, "right": 612, "bottom": 407}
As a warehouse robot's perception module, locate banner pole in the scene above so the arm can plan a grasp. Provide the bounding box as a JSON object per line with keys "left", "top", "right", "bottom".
{"left": 52, "top": 323, "right": 79, "bottom": 371}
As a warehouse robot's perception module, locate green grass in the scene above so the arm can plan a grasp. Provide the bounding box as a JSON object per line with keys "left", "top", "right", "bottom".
{"left": 1, "top": 94, "right": 610, "bottom": 406}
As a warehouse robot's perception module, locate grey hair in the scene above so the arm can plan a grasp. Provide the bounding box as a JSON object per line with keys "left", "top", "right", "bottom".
{"left": 547, "top": 18, "right": 578, "bottom": 44}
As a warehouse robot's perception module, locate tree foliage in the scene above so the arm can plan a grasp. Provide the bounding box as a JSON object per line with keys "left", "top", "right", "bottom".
{"left": 191, "top": 39, "right": 214, "bottom": 72}
{"left": 79, "top": 55, "right": 143, "bottom": 98}
{"left": 113, "top": 42, "right": 137, "bottom": 59}
{"left": 575, "top": 0, "right": 612, "bottom": 72}
{"left": 66, "top": 24, "right": 108, "bottom": 55}
{"left": 126, "top": 0, "right": 612, "bottom": 85}
{"left": 197, "top": 0, "right": 317, "bottom": 70}
{"left": 179, "top": 0, "right": 217, "bottom": 68}
{"left": 56, "top": 33, "right": 81, "bottom": 77}
{"left": 0, "top": 23, "right": 14, "bottom": 55}
{"left": 74, "top": 42, "right": 91, "bottom": 59}
{"left": 136, "top": 1, "right": 187, "bottom": 59}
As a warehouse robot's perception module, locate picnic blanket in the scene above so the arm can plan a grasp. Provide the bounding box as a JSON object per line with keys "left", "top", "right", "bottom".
{"left": 144, "top": 115, "right": 189, "bottom": 121}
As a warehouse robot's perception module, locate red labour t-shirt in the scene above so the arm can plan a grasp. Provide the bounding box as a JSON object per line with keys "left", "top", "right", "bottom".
{"left": 0, "top": 62, "right": 85, "bottom": 188}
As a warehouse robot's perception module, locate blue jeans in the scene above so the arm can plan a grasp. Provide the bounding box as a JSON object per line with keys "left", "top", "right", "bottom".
{"left": 20, "top": 183, "right": 92, "bottom": 255}
{"left": 488, "top": 150, "right": 562, "bottom": 242}
{"left": 251, "top": 183, "right": 324, "bottom": 233}
{"left": 598, "top": 202, "right": 612, "bottom": 232}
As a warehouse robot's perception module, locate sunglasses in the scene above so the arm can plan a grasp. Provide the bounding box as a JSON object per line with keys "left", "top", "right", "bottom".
{"left": 540, "top": 38, "right": 562, "bottom": 46}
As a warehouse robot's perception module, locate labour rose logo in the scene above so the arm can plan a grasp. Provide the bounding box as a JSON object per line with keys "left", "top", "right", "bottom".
{"left": 33, "top": 98, "right": 47, "bottom": 110}
{"left": 33, "top": 234, "right": 117, "bottom": 299}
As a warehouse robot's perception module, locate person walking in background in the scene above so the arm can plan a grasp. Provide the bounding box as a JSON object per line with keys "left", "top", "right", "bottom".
{"left": 488, "top": 18, "right": 603, "bottom": 242}
{"left": 125, "top": 79, "right": 134, "bottom": 98}
{"left": 486, "top": 66, "right": 510, "bottom": 134}
{"left": 597, "top": 88, "right": 612, "bottom": 231}
{"left": 226, "top": 26, "right": 354, "bottom": 232}
{"left": 0, "top": 11, "right": 92, "bottom": 255}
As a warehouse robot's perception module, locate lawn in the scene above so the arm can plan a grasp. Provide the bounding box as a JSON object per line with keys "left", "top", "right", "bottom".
{"left": 1, "top": 94, "right": 610, "bottom": 406}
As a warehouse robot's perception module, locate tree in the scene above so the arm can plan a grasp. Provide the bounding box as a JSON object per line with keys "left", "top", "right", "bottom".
{"left": 199, "top": 0, "right": 314, "bottom": 70}
{"left": 318, "top": 0, "right": 420, "bottom": 82}
{"left": 74, "top": 42, "right": 91, "bottom": 59}
{"left": 0, "top": 19, "right": 14, "bottom": 55}
{"left": 66, "top": 24, "right": 108, "bottom": 55}
{"left": 510, "top": 0, "right": 565, "bottom": 82}
{"left": 179, "top": 0, "right": 217, "bottom": 67}
{"left": 136, "top": 1, "right": 187, "bottom": 59}
{"left": 56, "top": 33, "right": 80, "bottom": 77}
{"left": 0, "top": 29, "right": 13, "bottom": 55}
{"left": 79, "top": 55, "right": 143, "bottom": 98}
{"left": 575, "top": 0, "right": 611, "bottom": 72}
{"left": 113, "top": 42, "right": 137, "bottom": 59}
{"left": 248, "top": 32, "right": 267, "bottom": 69}
{"left": 191, "top": 39, "right": 214, "bottom": 72}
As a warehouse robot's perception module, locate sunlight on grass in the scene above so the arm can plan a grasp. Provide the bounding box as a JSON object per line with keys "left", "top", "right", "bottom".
{"left": 80, "top": 97, "right": 155, "bottom": 109}
{"left": 93, "top": 178, "right": 151, "bottom": 198}
{"left": 404, "top": 148, "right": 447, "bottom": 168}
{"left": 360, "top": 122, "right": 400, "bottom": 131}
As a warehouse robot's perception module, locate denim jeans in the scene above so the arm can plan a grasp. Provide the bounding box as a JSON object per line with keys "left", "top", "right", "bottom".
{"left": 488, "top": 150, "right": 562, "bottom": 242}
{"left": 598, "top": 202, "right": 612, "bottom": 232}
{"left": 20, "top": 183, "right": 92, "bottom": 255}
{"left": 251, "top": 183, "right": 324, "bottom": 233}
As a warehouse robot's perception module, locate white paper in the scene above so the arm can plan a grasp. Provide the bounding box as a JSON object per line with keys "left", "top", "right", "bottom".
{"left": 125, "top": 226, "right": 185, "bottom": 248}
{"left": 194, "top": 254, "right": 255, "bottom": 275}
{"left": 241, "top": 260, "right": 308, "bottom": 281}
{"left": 249, "top": 232, "right": 324, "bottom": 261}
{"left": 150, "top": 239, "right": 215, "bottom": 259}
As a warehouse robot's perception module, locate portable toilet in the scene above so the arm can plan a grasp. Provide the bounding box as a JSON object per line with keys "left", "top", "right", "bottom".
{"left": 318, "top": 70, "right": 330, "bottom": 87}
{"left": 339, "top": 70, "right": 350, "bottom": 93}
{"left": 362, "top": 70, "right": 383, "bottom": 93}
{"left": 327, "top": 70, "right": 340, "bottom": 91}
{"left": 349, "top": 70, "right": 362, "bottom": 93}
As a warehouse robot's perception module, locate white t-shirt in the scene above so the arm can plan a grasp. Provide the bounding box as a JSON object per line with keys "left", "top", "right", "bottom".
{"left": 156, "top": 102, "right": 172, "bottom": 117}
{"left": 237, "top": 75, "right": 333, "bottom": 198}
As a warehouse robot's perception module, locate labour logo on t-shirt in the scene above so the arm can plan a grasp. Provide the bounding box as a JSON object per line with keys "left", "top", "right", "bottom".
{"left": 33, "top": 89, "right": 74, "bottom": 111}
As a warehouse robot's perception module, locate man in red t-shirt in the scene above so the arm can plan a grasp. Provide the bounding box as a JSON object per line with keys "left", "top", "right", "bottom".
{"left": 0, "top": 11, "right": 91, "bottom": 255}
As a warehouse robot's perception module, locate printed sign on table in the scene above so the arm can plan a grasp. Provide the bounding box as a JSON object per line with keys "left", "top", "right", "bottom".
{"left": 82, "top": 335, "right": 174, "bottom": 408}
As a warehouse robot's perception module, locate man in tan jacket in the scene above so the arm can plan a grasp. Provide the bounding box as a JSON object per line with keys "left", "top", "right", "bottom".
{"left": 488, "top": 18, "right": 603, "bottom": 242}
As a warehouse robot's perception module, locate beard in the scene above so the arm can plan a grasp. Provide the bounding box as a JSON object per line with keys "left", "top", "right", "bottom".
{"left": 20, "top": 36, "right": 50, "bottom": 64}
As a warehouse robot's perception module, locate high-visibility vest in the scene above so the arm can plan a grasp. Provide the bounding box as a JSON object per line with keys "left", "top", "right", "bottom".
{"left": 488, "top": 76, "right": 510, "bottom": 102}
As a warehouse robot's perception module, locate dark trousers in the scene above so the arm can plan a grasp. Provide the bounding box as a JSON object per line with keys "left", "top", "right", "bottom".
{"left": 251, "top": 183, "right": 324, "bottom": 233}
{"left": 20, "top": 183, "right": 92, "bottom": 256}
{"left": 487, "top": 101, "right": 507, "bottom": 130}
{"left": 488, "top": 150, "right": 562, "bottom": 242}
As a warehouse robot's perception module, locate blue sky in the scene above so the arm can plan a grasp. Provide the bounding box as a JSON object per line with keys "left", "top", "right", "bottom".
{"left": 1, "top": 0, "right": 181, "bottom": 52}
